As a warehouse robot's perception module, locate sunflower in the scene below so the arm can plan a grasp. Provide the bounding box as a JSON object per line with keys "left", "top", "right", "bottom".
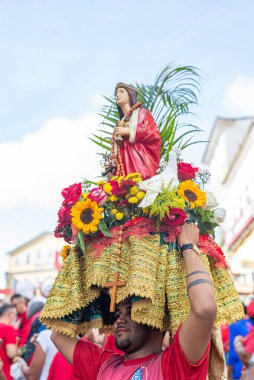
{"left": 71, "top": 198, "right": 103, "bottom": 235}
{"left": 60, "top": 245, "right": 71, "bottom": 261}
{"left": 177, "top": 180, "right": 206, "bottom": 208}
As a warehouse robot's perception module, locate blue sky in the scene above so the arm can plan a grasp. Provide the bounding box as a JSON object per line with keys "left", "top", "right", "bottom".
{"left": 1, "top": 0, "right": 254, "bottom": 286}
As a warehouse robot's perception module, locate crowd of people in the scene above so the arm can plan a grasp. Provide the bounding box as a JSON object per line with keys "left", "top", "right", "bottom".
{"left": 0, "top": 279, "right": 63, "bottom": 380}
{"left": 0, "top": 284, "right": 133, "bottom": 380}
{"left": 221, "top": 299, "right": 254, "bottom": 379}
{"left": 3, "top": 288, "right": 254, "bottom": 380}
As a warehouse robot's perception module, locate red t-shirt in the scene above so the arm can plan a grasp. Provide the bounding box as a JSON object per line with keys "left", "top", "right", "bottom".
{"left": 48, "top": 352, "right": 78, "bottom": 380}
{"left": 73, "top": 329, "right": 210, "bottom": 380}
{"left": 16, "top": 311, "right": 29, "bottom": 342}
{"left": 0, "top": 323, "right": 17, "bottom": 380}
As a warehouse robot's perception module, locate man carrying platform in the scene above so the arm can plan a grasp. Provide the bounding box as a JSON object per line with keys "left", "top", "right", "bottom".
{"left": 51, "top": 222, "right": 216, "bottom": 380}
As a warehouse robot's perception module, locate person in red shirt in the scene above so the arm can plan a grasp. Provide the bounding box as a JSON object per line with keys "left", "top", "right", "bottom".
{"left": 51, "top": 223, "right": 216, "bottom": 379}
{"left": 47, "top": 352, "right": 77, "bottom": 380}
{"left": 0, "top": 305, "right": 18, "bottom": 380}
{"left": 10, "top": 294, "right": 28, "bottom": 345}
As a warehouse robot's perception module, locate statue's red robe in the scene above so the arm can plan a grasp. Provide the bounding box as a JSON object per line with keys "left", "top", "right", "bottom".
{"left": 120, "top": 108, "right": 161, "bottom": 180}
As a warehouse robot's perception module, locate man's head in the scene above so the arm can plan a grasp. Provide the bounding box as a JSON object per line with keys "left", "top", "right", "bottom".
{"left": 113, "top": 298, "right": 163, "bottom": 354}
{"left": 0, "top": 304, "right": 17, "bottom": 325}
{"left": 10, "top": 294, "right": 27, "bottom": 314}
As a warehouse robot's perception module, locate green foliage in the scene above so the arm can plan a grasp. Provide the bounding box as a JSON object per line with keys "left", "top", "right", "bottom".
{"left": 149, "top": 182, "right": 185, "bottom": 221}
{"left": 187, "top": 208, "right": 219, "bottom": 237}
{"left": 78, "top": 231, "right": 86, "bottom": 253}
{"left": 98, "top": 221, "right": 112, "bottom": 237}
{"left": 92, "top": 63, "right": 205, "bottom": 161}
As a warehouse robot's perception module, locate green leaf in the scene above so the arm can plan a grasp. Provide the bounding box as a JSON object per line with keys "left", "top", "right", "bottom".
{"left": 98, "top": 221, "right": 112, "bottom": 237}
{"left": 92, "top": 63, "right": 203, "bottom": 161}
{"left": 77, "top": 232, "right": 86, "bottom": 254}
{"left": 81, "top": 178, "right": 97, "bottom": 185}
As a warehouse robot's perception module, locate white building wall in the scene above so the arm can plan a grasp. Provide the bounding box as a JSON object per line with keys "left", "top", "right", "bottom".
{"left": 204, "top": 119, "right": 254, "bottom": 295}
{"left": 7, "top": 234, "right": 65, "bottom": 290}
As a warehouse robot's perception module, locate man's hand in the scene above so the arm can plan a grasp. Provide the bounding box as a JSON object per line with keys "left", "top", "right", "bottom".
{"left": 114, "top": 126, "right": 130, "bottom": 136}
{"left": 178, "top": 222, "right": 199, "bottom": 248}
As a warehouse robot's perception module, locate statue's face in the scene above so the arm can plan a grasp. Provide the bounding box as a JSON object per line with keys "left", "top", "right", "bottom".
{"left": 115, "top": 87, "right": 130, "bottom": 107}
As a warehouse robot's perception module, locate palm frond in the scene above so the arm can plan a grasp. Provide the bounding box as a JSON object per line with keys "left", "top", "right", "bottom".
{"left": 92, "top": 63, "right": 203, "bottom": 161}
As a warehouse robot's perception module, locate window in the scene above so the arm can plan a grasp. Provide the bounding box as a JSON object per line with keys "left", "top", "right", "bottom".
{"left": 14, "top": 257, "right": 19, "bottom": 265}
{"left": 26, "top": 253, "right": 30, "bottom": 264}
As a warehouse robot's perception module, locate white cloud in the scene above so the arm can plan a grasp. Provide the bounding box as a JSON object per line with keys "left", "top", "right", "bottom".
{"left": 222, "top": 75, "right": 254, "bottom": 116}
{"left": 0, "top": 113, "right": 104, "bottom": 209}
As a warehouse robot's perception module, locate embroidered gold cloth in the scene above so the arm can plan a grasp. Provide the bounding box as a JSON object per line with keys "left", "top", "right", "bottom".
{"left": 41, "top": 234, "right": 243, "bottom": 337}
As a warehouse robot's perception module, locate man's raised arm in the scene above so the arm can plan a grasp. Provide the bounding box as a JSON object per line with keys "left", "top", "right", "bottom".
{"left": 51, "top": 331, "right": 79, "bottom": 365}
{"left": 177, "top": 223, "right": 217, "bottom": 364}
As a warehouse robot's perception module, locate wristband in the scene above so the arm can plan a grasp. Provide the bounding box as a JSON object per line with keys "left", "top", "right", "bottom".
{"left": 179, "top": 243, "right": 200, "bottom": 256}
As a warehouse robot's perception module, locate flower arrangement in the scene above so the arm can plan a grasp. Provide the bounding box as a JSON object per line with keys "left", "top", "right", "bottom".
{"left": 55, "top": 154, "right": 226, "bottom": 260}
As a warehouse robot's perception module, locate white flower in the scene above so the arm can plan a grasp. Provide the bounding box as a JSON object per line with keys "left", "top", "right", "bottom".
{"left": 203, "top": 192, "right": 219, "bottom": 210}
{"left": 213, "top": 208, "right": 226, "bottom": 223}
{"left": 139, "top": 151, "right": 179, "bottom": 208}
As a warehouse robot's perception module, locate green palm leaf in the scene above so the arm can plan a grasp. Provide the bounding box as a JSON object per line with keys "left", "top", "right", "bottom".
{"left": 92, "top": 63, "right": 203, "bottom": 162}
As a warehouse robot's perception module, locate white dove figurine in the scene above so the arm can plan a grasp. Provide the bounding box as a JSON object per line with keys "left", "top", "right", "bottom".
{"left": 138, "top": 151, "right": 179, "bottom": 208}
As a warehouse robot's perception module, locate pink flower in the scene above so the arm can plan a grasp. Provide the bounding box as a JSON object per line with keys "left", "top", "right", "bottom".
{"left": 162, "top": 208, "right": 187, "bottom": 227}
{"left": 177, "top": 162, "right": 198, "bottom": 181}
{"left": 62, "top": 183, "right": 82, "bottom": 207}
{"left": 57, "top": 207, "right": 72, "bottom": 227}
{"left": 88, "top": 186, "right": 108, "bottom": 205}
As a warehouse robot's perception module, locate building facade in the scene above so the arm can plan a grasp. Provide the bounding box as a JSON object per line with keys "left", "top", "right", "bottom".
{"left": 203, "top": 117, "right": 254, "bottom": 298}
{"left": 6, "top": 232, "right": 65, "bottom": 291}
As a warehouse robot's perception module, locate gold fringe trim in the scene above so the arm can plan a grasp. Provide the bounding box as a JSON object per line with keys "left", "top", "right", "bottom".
{"left": 40, "top": 234, "right": 244, "bottom": 337}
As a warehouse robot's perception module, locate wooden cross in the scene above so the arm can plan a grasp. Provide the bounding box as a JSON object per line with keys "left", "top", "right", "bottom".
{"left": 104, "top": 271, "right": 126, "bottom": 312}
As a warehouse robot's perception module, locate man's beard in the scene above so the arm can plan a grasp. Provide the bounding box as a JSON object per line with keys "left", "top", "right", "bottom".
{"left": 115, "top": 337, "right": 132, "bottom": 351}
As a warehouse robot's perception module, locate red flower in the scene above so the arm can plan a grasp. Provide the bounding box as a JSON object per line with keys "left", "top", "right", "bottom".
{"left": 54, "top": 224, "right": 72, "bottom": 243}
{"left": 162, "top": 208, "right": 187, "bottom": 226}
{"left": 118, "top": 200, "right": 128, "bottom": 207}
{"left": 120, "top": 179, "right": 136, "bottom": 188}
{"left": 124, "top": 217, "right": 147, "bottom": 228}
{"left": 114, "top": 187, "right": 127, "bottom": 197}
{"left": 177, "top": 162, "right": 198, "bottom": 181}
{"left": 54, "top": 225, "right": 63, "bottom": 238}
{"left": 108, "top": 180, "right": 119, "bottom": 195}
{"left": 88, "top": 186, "right": 107, "bottom": 205}
{"left": 57, "top": 206, "right": 72, "bottom": 227}
{"left": 62, "top": 183, "right": 82, "bottom": 207}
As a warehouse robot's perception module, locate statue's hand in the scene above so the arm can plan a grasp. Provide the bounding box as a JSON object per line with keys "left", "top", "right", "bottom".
{"left": 115, "top": 126, "right": 130, "bottom": 136}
